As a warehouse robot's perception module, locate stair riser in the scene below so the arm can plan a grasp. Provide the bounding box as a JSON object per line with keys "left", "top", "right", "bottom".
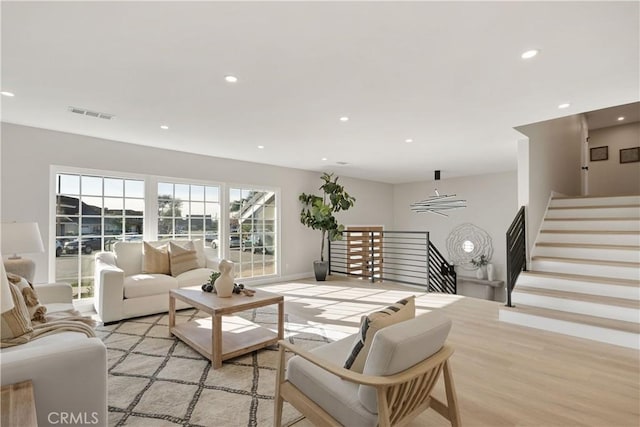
{"left": 516, "top": 275, "right": 640, "bottom": 300}
{"left": 531, "top": 259, "right": 640, "bottom": 280}
{"left": 546, "top": 207, "right": 640, "bottom": 218}
{"left": 550, "top": 196, "right": 640, "bottom": 207}
{"left": 543, "top": 219, "right": 640, "bottom": 231}
{"left": 538, "top": 232, "right": 640, "bottom": 245}
{"left": 498, "top": 310, "right": 640, "bottom": 350}
{"left": 532, "top": 246, "right": 640, "bottom": 262}
{"left": 511, "top": 292, "right": 639, "bottom": 322}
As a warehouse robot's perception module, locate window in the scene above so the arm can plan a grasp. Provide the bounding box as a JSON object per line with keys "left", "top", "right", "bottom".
{"left": 229, "top": 187, "right": 277, "bottom": 278}
{"left": 157, "top": 182, "right": 220, "bottom": 251}
{"left": 55, "top": 173, "right": 144, "bottom": 299}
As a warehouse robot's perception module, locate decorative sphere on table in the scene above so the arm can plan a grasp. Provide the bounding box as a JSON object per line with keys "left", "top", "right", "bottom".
{"left": 214, "top": 259, "right": 235, "bottom": 297}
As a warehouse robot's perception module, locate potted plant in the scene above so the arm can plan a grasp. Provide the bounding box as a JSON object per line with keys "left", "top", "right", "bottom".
{"left": 471, "top": 255, "right": 489, "bottom": 279}
{"left": 299, "top": 172, "right": 356, "bottom": 281}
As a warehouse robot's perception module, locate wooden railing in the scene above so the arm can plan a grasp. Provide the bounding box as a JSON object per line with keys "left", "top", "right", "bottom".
{"left": 506, "top": 206, "right": 527, "bottom": 307}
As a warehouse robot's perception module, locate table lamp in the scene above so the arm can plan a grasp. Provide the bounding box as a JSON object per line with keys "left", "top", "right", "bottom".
{"left": 1, "top": 222, "right": 45, "bottom": 283}
{"left": 0, "top": 258, "right": 15, "bottom": 313}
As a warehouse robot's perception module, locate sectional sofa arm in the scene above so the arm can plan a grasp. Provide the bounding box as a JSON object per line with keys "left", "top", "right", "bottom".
{"left": 35, "top": 282, "right": 73, "bottom": 304}
{"left": 0, "top": 337, "right": 108, "bottom": 427}
{"left": 94, "top": 252, "right": 124, "bottom": 323}
{"left": 203, "top": 247, "right": 220, "bottom": 270}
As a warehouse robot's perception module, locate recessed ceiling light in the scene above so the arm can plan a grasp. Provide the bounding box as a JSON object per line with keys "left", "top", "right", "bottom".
{"left": 257, "top": 145, "right": 264, "bottom": 149}
{"left": 321, "top": 157, "right": 327, "bottom": 161}
{"left": 405, "top": 138, "right": 413, "bottom": 143}
{"left": 521, "top": 49, "right": 539, "bottom": 59}
{"left": 225, "top": 75, "right": 238, "bottom": 83}
{"left": 1, "top": 91, "right": 15, "bottom": 97}
{"left": 558, "top": 103, "right": 571, "bottom": 109}
{"left": 160, "top": 125, "right": 169, "bottom": 130}
{"left": 339, "top": 116, "right": 349, "bottom": 122}
{"left": 617, "top": 116, "right": 625, "bottom": 121}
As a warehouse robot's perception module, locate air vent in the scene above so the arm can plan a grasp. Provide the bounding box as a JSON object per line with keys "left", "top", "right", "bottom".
{"left": 336, "top": 161, "right": 350, "bottom": 166}
{"left": 68, "top": 106, "right": 115, "bottom": 120}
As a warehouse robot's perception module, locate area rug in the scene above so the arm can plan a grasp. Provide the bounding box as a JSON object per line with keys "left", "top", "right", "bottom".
{"left": 96, "top": 307, "right": 333, "bottom": 427}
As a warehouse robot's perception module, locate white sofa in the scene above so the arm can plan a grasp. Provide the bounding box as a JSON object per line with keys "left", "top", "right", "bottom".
{"left": 94, "top": 240, "right": 219, "bottom": 323}
{"left": 0, "top": 282, "right": 108, "bottom": 427}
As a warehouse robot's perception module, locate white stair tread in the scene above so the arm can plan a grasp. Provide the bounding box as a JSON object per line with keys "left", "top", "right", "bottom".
{"left": 552, "top": 195, "right": 640, "bottom": 200}
{"left": 548, "top": 204, "right": 640, "bottom": 210}
{"left": 536, "top": 242, "right": 640, "bottom": 250}
{"left": 531, "top": 256, "right": 640, "bottom": 268}
{"left": 544, "top": 217, "right": 639, "bottom": 221}
{"left": 520, "top": 270, "right": 640, "bottom": 287}
{"left": 540, "top": 230, "right": 640, "bottom": 235}
{"left": 501, "top": 304, "right": 640, "bottom": 334}
{"left": 514, "top": 285, "right": 639, "bottom": 309}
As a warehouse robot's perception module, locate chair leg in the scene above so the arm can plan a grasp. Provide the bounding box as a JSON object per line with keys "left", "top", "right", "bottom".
{"left": 274, "top": 343, "right": 286, "bottom": 427}
{"left": 443, "top": 360, "right": 461, "bottom": 427}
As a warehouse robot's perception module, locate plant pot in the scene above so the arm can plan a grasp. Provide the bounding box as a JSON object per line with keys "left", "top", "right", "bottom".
{"left": 475, "top": 266, "right": 486, "bottom": 280}
{"left": 486, "top": 263, "right": 495, "bottom": 281}
{"left": 313, "top": 261, "right": 329, "bottom": 281}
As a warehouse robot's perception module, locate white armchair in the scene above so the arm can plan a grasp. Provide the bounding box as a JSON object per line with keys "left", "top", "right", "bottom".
{"left": 274, "top": 310, "right": 460, "bottom": 427}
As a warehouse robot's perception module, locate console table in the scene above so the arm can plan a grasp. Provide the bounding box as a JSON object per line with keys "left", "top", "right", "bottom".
{"left": 457, "top": 276, "right": 504, "bottom": 301}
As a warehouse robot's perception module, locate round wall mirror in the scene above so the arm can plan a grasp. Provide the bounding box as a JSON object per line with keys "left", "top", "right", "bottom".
{"left": 446, "top": 223, "right": 494, "bottom": 270}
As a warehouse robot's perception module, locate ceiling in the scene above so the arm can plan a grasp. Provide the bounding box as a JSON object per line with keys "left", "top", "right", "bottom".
{"left": 1, "top": 1, "right": 638, "bottom": 184}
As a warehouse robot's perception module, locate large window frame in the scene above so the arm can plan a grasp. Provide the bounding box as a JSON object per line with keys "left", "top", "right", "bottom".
{"left": 50, "top": 166, "right": 280, "bottom": 300}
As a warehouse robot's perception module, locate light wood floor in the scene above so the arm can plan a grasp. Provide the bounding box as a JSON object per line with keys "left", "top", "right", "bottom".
{"left": 259, "top": 277, "right": 640, "bottom": 427}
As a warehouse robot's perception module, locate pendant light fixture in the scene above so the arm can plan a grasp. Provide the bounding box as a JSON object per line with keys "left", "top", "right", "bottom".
{"left": 410, "top": 170, "right": 467, "bottom": 217}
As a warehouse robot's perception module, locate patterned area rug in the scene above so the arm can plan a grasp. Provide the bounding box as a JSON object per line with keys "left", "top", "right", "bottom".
{"left": 96, "top": 307, "right": 332, "bottom": 427}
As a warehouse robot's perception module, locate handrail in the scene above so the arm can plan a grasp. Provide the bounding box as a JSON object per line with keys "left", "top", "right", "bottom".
{"left": 328, "top": 230, "right": 456, "bottom": 293}
{"left": 506, "top": 206, "right": 527, "bottom": 307}
{"left": 428, "top": 241, "right": 457, "bottom": 294}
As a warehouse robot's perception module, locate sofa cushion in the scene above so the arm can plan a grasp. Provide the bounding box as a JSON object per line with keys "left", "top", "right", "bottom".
{"left": 142, "top": 242, "right": 170, "bottom": 275}
{"left": 169, "top": 241, "right": 199, "bottom": 276}
{"left": 358, "top": 310, "right": 452, "bottom": 413}
{"left": 7, "top": 273, "right": 46, "bottom": 322}
{"left": 287, "top": 335, "right": 378, "bottom": 426}
{"left": 123, "top": 274, "right": 178, "bottom": 299}
{"left": 172, "top": 239, "right": 206, "bottom": 268}
{"left": 1, "top": 283, "right": 33, "bottom": 340}
{"left": 176, "top": 268, "right": 215, "bottom": 288}
{"left": 344, "top": 296, "right": 415, "bottom": 373}
{"left": 114, "top": 242, "right": 144, "bottom": 277}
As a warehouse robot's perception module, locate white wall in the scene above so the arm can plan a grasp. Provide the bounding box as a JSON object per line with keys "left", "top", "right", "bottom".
{"left": 588, "top": 122, "right": 640, "bottom": 196}
{"left": 0, "top": 123, "right": 394, "bottom": 284}
{"left": 392, "top": 171, "right": 518, "bottom": 302}
{"left": 516, "top": 115, "right": 583, "bottom": 252}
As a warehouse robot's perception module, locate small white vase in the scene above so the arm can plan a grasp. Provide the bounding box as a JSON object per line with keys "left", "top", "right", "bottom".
{"left": 214, "top": 259, "right": 235, "bottom": 298}
{"left": 486, "top": 263, "right": 495, "bottom": 281}
{"left": 475, "top": 267, "right": 486, "bottom": 280}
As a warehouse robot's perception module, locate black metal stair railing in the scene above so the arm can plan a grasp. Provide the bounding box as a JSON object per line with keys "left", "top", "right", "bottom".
{"left": 506, "top": 206, "right": 527, "bottom": 307}
{"left": 328, "top": 230, "right": 456, "bottom": 293}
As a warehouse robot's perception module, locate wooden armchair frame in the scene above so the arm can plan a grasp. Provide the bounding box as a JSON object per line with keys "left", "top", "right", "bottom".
{"left": 274, "top": 340, "right": 461, "bottom": 427}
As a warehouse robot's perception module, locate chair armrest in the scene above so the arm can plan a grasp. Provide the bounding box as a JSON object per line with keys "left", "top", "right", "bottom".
{"left": 1, "top": 337, "right": 108, "bottom": 426}
{"left": 94, "top": 252, "right": 124, "bottom": 323}
{"left": 278, "top": 340, "right": 453, "bottom": 388}
{"left": 34, "top": 282, "right": 73, "bottom": 304}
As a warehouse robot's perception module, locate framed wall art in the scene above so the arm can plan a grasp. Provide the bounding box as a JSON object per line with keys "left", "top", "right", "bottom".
{"left": 620, "top": 147, "right": 639, "bottom": 164}
{"left": 590, "top": 146, "right": 608, "bottom": 161}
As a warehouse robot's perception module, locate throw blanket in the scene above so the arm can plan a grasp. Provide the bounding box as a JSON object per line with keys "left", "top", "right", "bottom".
{"left": 0, "top": 310, "right": 96, "bottom": 348}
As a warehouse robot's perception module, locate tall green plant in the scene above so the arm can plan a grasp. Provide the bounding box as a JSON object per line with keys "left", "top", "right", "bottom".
{"left": 299, "top": 173, "right": 356, "bottom": 261}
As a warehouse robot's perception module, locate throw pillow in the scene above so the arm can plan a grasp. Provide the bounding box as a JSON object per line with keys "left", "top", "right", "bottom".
{"left": 1, "top": 282, "right": 33, "bottom": 340}
{"left": 169, "top": 241, "right": 199, "bottom": 277}
{"left": 142, "top": 242, "right": 170, "bottom": 275}
{"left": 6, "top": 273, "right": 47, "bottom": 322}
{"left": 344, "top": 296, "right": 416, "bottom": 373}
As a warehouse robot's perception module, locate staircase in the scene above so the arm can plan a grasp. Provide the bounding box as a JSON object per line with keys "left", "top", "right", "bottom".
{"left": 499, "top": 195, "right": 640, "bottom": 349}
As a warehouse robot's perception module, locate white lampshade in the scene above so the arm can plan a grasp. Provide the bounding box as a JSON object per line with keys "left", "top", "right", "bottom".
{"left": 1, "top": 222, "right": 45, "bottom": 257}
{"left": 0, "top": 257, "right": 15, "bottom": 313}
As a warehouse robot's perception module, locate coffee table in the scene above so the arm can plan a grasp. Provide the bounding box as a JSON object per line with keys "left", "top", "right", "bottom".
{"left": 169, "top": 287, "right": 284, "bottom": 369}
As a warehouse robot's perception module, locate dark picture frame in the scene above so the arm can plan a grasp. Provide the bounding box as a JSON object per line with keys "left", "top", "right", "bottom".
{"left": 620, "top": 147, "right": 640, "bottom": 164}
{"left": 590, "top": 146, "right": 608, "bottom": 161}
